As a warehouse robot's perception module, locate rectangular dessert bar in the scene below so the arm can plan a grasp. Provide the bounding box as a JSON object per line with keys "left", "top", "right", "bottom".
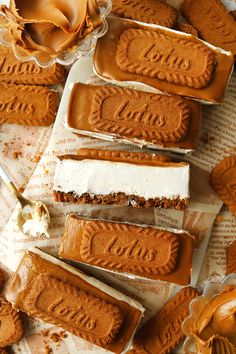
{"left": 0, "top": 83, "right": 58, "bottom": 126}
{"left": 59, "top": 215, "right": 195, "bottom": 285}
{"left": 66, "top": 82, "right": 201, "bottom": 153}
{"left": 53, "top": 148, "right": 190, "bottom": 210}
{"left": 93, "top": 17, "right": 234, "bottom": 104}
{"left": 6, "top": 248, "right": 144, "bottom": 353}
{"left": 0, "top": 45, "right": 66, "bottom": 85}
{"left": 127, "top": 287, "right": 199, "bottom": 354}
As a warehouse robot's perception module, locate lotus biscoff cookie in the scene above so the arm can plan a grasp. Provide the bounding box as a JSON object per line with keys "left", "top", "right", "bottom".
{"left": 210, "top": 155, "right": 236, "bottom": 217}
{"left": 181, "top": 0, "right": 236, "bottom": 57}
{"left": 60, "top": 215, "right": 194, "bottom": 285}
{"left": 0, "top": 297, "right": 24, "bottom": 348}
{"left": 94, "top": 17, "right": 234, "bottom": 103}
{"left": 67, "top": 83, "right": 201, "bottom": 152}
{"left": 127, "top": 287, "right": 199, "bottom": 354}
{"left": 0, "top": 83, "right": 59, "bottom": 126}
{"left": 112, "top": 0, "right": 178, "bottom": 27}
{"left": 6, "top": 248, "right": 144, "bottom": 353}
{"left": 0, "top": 45, "right": 66, "bottom": 85}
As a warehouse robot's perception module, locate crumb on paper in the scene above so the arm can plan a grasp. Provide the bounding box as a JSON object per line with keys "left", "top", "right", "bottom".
{"left": 13, "top": 151, "right": 23, "bottom": 159}
{"left": 31, "top": 154, "right": 41, "bottom": 163}
{"left": 41, "top": 330, "right": 67, "bottom": 349}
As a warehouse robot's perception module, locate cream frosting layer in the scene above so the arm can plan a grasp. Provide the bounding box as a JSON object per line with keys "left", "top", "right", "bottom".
{"left": 54, "top": 158, "right": 190, "bottom": 200}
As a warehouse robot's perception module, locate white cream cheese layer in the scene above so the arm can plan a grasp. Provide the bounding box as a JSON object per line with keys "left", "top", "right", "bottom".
{"left": 54, "top": 158, "right": 190, "bottom": 200}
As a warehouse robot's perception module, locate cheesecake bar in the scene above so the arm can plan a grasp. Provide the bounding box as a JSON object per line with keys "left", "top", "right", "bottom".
{"left": 0, "top": 83, "right": 58, "bottom": 126}
{"left": 60, "top": 215, "right": 194, "bottom": 285}
{"left": 0, "top": 45, "right": 66, "bottom": 85}
{"left": 6, "top": 248, "right": 144, "bottom": 353}
{"left": 66, "top": 83, "right": 201, "bottom": 153}
{"left": 53, "top": 148, "right": 190, "bottom": 210}
{"left": 93, "top": 17, "right": 234, "bottom": 104}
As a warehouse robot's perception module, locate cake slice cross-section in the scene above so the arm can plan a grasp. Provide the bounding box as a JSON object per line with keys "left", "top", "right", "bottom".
{"left": 53, "top": 149, "right": 190, "bottom": 210}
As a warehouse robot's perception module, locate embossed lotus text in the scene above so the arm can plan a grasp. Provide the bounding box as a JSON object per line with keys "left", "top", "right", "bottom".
{"left": 0, "top": 96, "right": 34, "bottom": 114}
{"left": 116, "top": 28, "right": 216, "bottom": 88}
{"left": 80, "top": 221, "right": 179, "bottom": 276}
{"left": 0, "top": 58, "right": 42, "bottom": 75}
{"left": 25, "top": 275, "right": 124, "bottom": 346}
{"left": 133, "top": 287, "right": 198, "bottom": 353}
{"left": 90, "top": 86, "right": 190, "bottom": 143}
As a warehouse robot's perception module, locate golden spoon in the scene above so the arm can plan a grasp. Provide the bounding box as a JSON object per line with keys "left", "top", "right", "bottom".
{"left": 0, "top": 164, "right": 50, "bottom": 237}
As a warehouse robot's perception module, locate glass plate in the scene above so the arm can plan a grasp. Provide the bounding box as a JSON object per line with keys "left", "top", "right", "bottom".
{"left": 182, "top": 273, "right": 236, "bottom": 354}
{"left": 0, "top": 0, "right": 112, "bottom": 67}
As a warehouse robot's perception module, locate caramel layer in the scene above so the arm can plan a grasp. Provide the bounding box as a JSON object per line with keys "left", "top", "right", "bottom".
{"left": 210, "top": 155, "right": 236, "bottom": 217}
{"left": 6, "top": 250, "right": 142, "bottom": 353}
{"left": 0, "top": 45, "right": 66, "bottom": 85}
{"left": 58, "top": 148, "right": 186, "bottom": 168}
{"left": 226, "top": 241, "right": 236, "bottom": 274}
{"left": 25, "top": 274, "right": 123, "bottom": 346}
{"left": 112, "top": 0, "right": 177, "bottom": 28}
{"left": 59, "top": 215, "right": 194, "bottom": 285}
{"left": 131, "top": 287, "right": 199, "bottom": 353}
{"left": 181, "top": 0, "right": 236, "bottom": 57}
{"left": 67, "top": 83, "right": 201, "bottom": 150}
{"left": 0, "top": 83, "right": 58, "bottom": 126}
{"left": 116, "top": 28, "right": 215, "bottom": 89}
{"left": 0, "top": 297, "right": 24, "bottom": 347}
{"left": 93, "top": 17, "right": 234, "bottom": 103}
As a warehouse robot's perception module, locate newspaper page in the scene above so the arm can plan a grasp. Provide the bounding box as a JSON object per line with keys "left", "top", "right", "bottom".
{"left": 0, "top": 0, "right": 236, "bottom": 352}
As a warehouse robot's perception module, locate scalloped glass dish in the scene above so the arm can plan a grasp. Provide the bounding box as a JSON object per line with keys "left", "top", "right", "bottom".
{"left": 0, "top": 0, "right": 112, "bottom": 68}
{"left": 182, "top": 273, "right": 236, "bottom": 354}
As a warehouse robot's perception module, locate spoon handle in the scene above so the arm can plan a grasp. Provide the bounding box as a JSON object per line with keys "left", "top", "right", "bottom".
{"left": 0, "top": 163, "right": 12, "bottom": 185}
{"left": 0, "top": 163, "right": 24, "bottom": 204}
